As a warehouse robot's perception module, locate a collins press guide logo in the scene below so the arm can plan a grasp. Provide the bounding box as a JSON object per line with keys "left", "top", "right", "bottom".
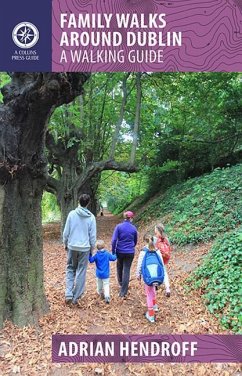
{"left": 12, "top": 22, "right": 39, "bottom": 48}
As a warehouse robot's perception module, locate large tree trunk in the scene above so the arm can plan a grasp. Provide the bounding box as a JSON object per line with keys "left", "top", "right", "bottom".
{"left": 0, "top": 73, "right": 90, "bottom": 327}
{"left": 59, "top": 181, "right": 97, "bottom": 233}
{"left": 80, "top": 174, "right": 101, "bottom": 216}
{"left": 0, "top": 173, "right": 47, "bottom": 327}
{"left": 58, "top": 173, "right": 100, "bottom": 233}
{"left": 59, "top": 193, "right": 77, "bottom": 235}
{"left": 58, "top": 160, "right": 79, "bottom": 231}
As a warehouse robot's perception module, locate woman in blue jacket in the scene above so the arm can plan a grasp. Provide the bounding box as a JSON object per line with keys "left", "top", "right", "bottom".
{"left": 111, "top": 211, "right": 138, "bottom": 298}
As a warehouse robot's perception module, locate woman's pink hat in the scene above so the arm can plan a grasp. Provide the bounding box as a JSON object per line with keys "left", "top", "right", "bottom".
{"left": 124, "top": 211, "right": 134, "bottom": 218}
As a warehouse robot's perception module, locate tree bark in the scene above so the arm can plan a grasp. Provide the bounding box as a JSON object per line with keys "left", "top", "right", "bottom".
{"left": 0, "top": 73, "right": 90, "bottom": 327}
{"left": 0, "top": 173, "right": 47, "bottom": 327}
{"left": 109, "top": 73, "right": 130, "bottom": 159}
{"left": 130, "top": 73, "right": 142, "bottom": 165}
{"left": 59, "top": 174, "right": 100, "bottom": 229}
{"left": 57, "top": 159, "right": 80, "bottom": 232}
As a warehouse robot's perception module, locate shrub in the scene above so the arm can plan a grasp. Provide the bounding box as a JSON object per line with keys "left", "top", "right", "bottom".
{"left": 186, "top": 229, "right": 242, "bottom": 333}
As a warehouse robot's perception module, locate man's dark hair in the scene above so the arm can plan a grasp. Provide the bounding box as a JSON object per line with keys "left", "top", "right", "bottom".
{"left": 79, "top": 194, "right": 90, "bottom": 207}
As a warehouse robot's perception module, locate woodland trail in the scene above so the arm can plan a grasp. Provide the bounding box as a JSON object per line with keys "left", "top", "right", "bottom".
{"left": 0, "top": 212, "right": 240, "bottom": 376}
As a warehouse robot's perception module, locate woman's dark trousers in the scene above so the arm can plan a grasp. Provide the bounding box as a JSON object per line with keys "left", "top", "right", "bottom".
{"left": 117, "top": 253, "right": 134, "bottom": 297}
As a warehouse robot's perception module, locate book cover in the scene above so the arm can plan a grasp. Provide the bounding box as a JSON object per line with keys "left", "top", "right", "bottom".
{"left": 0, "top": 1, "right": 241, "bottom": 375}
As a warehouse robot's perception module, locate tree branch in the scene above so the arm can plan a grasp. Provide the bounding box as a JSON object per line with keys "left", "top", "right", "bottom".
{"left": 45, "top": 175, "right": 60, "bottom": 195}
{"left": 0, "top": 73, "right": 90, "bottom": 173}
{"left": 72, "top": 159, "right": 139, "bottom": 194}
{"left": 45, "top": 131, "right": 65, "bottom": 160}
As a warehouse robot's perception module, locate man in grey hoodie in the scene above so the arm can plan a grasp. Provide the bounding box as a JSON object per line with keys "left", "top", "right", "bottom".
{"left": 63, "top": 194, "right": 96, "bottom": 304}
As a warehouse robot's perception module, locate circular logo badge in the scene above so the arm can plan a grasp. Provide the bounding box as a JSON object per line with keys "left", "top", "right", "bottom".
{"left": 12, "top": 22, "right": 39, "bottom": 49}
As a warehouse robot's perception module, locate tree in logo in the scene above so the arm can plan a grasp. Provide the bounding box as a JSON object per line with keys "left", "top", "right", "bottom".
{"left": 12, "top": 22, "right": 39, "bottom": 49}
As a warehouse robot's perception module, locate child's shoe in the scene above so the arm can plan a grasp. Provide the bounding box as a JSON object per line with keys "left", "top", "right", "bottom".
{"left": 105, "top": 297, "right": 110, "bottom": 304}
{"left": 153, "top": 304, "right": 159, "bottom": 312}
{"left": 145, "top": 312, "right": 155, "bottom": 323}
{"left": 166, "top": 291, "right": 171, "bottom": 298}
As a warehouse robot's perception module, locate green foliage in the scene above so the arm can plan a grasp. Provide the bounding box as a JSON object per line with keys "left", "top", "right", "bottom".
{"left": 98, "top": 171, "right": 148, "bottom": 214}
{"left": 0, "top": 73, "right": 11, "bottom": 103}
{"left": 46, "top": 72, "right": 241, "bottom": 218}
{"left": 42, "top": 192, "right": 61, "bottom": 223}
{"left": 186, "top": 229, "right": 242, "bottom": 333}
{"left": 47, "top": 73, "right": 143, "bottom": 210}
{"left": 48, "top": 73, "right": 138, "bottom": 165}
{"left": 140, "top": 72, "right": 242, "bottom": 195}
{"left": 135, "top": 164, "right": 242, "bottom": 245}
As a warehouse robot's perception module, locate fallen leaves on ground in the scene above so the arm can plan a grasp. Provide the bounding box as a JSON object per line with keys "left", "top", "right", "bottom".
{"left": 0, "top": 214, "right": 239, "bottom": 375}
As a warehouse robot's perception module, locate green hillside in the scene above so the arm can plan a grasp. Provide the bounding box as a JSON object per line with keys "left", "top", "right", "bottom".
{"left": 135, "top": 164, "right": 242, "bottom": 245}
{"left": 187, "top": 229, "right": 242, "bottom": 333}
{"left": 133, "top": 164, "right": 242, "bottom": 333}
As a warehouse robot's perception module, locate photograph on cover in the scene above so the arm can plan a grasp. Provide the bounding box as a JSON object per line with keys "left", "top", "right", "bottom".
{"left": 0, "top": 71, "right": 241, "bottom": 375}
{"left": 0, "top": 0, "right": 242, "bottom": 375}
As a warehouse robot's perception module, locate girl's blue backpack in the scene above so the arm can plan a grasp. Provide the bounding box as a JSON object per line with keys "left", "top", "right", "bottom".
{"left": 141, "top": 247, "right": 165, "bottom": 286}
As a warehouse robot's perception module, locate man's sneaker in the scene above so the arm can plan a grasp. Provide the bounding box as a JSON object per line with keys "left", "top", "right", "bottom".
{"left": 166, "top": 292, "right": 171, "bottom": 298}
{"left": 145, "top": 312, "right": 155, "bottom": 323}
{"left": 65, "top": 298, "right": 72, "bottom": 305}
{"left": 105, "top": 297, "right": 110, "bottom": 304}
{"left": 153, "top": 304, "right": 159, "bottom": 312}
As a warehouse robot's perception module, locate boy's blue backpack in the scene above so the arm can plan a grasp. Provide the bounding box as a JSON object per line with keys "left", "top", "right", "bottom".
{"left": 141, "top": 247, "right": 165, "bottom": 286}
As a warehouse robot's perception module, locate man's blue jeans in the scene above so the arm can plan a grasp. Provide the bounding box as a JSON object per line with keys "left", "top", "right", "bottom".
{"left": 65, "top": 249, "right": 89, "bottom": 303}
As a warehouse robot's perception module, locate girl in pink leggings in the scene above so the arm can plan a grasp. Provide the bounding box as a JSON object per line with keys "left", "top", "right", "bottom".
{"left": 136, "top": 234, "right": 166, "bottom": 323}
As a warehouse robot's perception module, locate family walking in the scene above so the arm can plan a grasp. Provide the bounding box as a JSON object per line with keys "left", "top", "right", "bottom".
{"left": 63, "top": 194, "right": 172, "bottom": 323}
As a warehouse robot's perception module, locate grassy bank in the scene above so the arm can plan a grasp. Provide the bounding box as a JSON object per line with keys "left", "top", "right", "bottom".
{"left": 133, "top": 164, "right": 241, "bottom": 332}
{"left": 135, "top": 164, "right": 241, "bottom": 245}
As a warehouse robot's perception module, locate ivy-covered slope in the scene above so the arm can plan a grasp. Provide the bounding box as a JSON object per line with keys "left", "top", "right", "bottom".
{"left": 133, "top": 164, "right": 242, "bottom": 333}
{"left": 135, "top": 164, "right": 242, "bottom": 245}
{"left": 187, "top": 229, "right": 242, "bottom": 333}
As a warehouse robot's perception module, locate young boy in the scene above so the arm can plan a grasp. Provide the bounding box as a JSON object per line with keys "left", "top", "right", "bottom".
{"left": 89, "top": 240, "right": 117, "bottom": 303}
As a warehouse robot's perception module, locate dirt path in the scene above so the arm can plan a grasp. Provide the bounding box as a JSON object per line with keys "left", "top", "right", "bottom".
{"left": 0, "top": 213, "right": 240, "bottom": 376}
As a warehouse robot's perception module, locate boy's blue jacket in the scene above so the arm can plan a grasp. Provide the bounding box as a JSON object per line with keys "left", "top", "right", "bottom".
{"left": 89, "top": 249, "right": 117, "bottom": 279}
{"left": 111, "top": 220, "right": 138, "bottom": 254}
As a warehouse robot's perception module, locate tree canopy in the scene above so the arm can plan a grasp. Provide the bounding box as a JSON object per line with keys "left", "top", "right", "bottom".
{"left": 93, "top": 72, "right": 242, "bottom": 211}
